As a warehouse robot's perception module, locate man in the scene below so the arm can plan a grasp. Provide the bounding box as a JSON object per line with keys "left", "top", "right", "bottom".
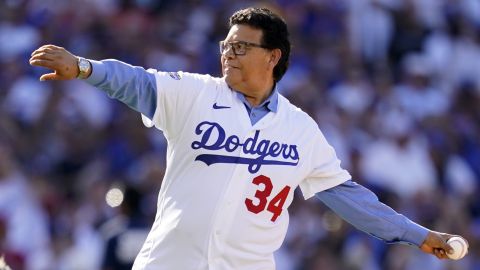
{"left": 30, "top": 7, "right": 465, "bottom": 270}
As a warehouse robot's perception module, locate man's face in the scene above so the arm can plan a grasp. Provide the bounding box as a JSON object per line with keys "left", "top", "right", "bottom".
{"left": 221, "top": 24, "right": 273, "bottom": 93}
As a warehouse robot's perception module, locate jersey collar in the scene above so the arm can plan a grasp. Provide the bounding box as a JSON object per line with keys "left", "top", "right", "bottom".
{"left": 234, "top": 86, "right": 279, "bottom": 113}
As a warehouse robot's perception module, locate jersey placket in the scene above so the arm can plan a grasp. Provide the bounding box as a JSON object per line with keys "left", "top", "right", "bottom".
{"left": 205, "top": 89, "right": 281, "bottom": 268}
{"left": 209, "top": 165, "right": 249, "bottom": 269}
{"left": 206, "top": 124, "right": 257, "bottom": 268}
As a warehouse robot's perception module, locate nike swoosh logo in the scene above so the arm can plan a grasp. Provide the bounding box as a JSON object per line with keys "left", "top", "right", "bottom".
{"left": 213, "top": 103, "right": 231, "bottom": 109}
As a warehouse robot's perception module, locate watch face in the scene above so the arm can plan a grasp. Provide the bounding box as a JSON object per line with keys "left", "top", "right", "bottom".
{"left": 77, "top": 58, "right": 90, "bottom": 78}
{"left": 79, "top": 59, "right": 89, "bottom": 72}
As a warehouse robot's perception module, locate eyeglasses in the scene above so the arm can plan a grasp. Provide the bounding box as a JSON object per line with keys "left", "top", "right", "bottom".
{"left": 219, "top": 40, "right": 268, "bottom": 56}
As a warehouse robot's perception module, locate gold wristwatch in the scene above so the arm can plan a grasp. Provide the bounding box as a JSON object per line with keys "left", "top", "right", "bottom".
{"left": 76, "top": 57, "right": 92, "bottom": 79}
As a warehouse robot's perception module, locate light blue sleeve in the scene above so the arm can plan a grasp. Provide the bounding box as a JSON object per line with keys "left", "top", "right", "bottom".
{"left": 84, "top": 59, "right": 157, "bottom": 119}
{"left": 316, "top": 180, "right": 429, "bottom": 247}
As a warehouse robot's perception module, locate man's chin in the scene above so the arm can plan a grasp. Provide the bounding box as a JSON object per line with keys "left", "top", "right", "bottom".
{"left": 224, "top": 75, "right": 239, "bottom": 88}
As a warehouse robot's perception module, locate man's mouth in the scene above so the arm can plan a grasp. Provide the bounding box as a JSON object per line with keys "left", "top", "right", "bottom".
{"left": 224, "top": 63, "right": 239, "bottom": 69}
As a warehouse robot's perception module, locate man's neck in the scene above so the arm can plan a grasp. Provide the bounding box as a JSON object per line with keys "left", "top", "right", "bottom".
{"left": 235, "top": 82, "right": 275, "bottom": 107}
{"left": 245, "top": 94, "right": 268, "bottom": 107}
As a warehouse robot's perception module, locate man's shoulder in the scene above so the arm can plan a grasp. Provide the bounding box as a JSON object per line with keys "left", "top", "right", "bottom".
{"left": 278, "top": 95, "right": 311, "bottom": 118}
{"left": 178, "top": 72, "right": 223, "bottom": 82}
{"left": 278, "top": 94, "right": 319, "bottom": 128}
{"left": 153, "top": 70, "right": 224, "bottom": 86}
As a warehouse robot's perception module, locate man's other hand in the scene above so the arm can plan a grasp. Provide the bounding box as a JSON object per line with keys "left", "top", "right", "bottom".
{"left": 420, "top": 231, "right": 465, "bottom": 259}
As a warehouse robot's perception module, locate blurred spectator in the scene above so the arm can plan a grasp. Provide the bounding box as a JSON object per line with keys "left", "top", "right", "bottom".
{"left": 100, "top": 184, "right": 149, "bottom": 270}
{"left": 360, "top": 114, "right": 437, "bottom": 199}
{"left": 392, "top": 53, "right": 449, "bottom": 121}
{"left": 0, "top": 142, "right": 50, "bottom": 270}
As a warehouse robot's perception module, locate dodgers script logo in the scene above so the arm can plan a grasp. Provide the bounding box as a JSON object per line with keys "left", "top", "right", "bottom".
{"left": 191, "top": 121, "right": 299, "bottom": 173}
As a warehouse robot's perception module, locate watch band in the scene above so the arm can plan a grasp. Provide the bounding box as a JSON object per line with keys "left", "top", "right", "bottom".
{"left": 76, "top": 57, "right": 92, "bottom": 79}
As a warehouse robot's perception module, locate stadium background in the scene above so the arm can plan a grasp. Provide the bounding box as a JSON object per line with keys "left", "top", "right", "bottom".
{"left": 0, "top": 0, "right": 479, "bottom": 269}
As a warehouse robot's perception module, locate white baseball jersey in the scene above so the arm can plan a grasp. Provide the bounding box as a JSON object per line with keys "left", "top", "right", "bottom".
{"left": 133, "top": 71, "right": 351, "bottom": 270}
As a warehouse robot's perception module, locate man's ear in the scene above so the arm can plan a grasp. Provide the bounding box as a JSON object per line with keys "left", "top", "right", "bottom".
{"left": 269, "top": 48, "right": 282, "bottom": 67}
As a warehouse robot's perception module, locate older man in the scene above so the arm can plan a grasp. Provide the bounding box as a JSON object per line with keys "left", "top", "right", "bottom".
{"left": 30, "top": 7, "right": 463, "bottom": 270}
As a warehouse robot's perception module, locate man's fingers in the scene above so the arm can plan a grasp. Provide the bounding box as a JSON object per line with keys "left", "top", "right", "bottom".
{"left": 32, "top": 44, "right": 63, "bottom": 54}
{"left": 39, "top": 73, "right": 61, "bottom": 81}
{"left": 29, "top": 58, "right": 56, "bottom": 70}
{"left": 435, "top": 235, "right": 451, "bottom": 259}
{"left": 438, "top": 234, "right": 455, "bottom": 255}
{"left": 433, "top": 248, "right": 445, "bottom": 259}
{"left": 31, "top": 45, "right": 65, "bottom": 59}
{"left": 438, "top": 248, "right": 446, "bottom": 257}
{"left": 31, "top": 47, "right": 54, "bottom": 56}
{"left": 30, "top": 51, "right": 57, "bottom": 62}
{"left": 435, "top": 247, "right": 451, "bottom": 259}
{"left": 445, "top": 243, "right": 453, "bottom": 255}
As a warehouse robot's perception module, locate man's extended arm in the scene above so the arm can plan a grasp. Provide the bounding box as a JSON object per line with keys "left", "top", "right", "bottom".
{"left": 29, "top": 45, "right": 157, "bottom": 119}
{"left": 85, "top": 60, "right": 157, "bottom": 119}
{"left": 316, "top": 180, "right": 427, "bottom": 245}
{"left": 317, "top": 180, "right": 455, "bottom": 258}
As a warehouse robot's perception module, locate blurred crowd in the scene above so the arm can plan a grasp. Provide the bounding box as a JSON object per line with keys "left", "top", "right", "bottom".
{"left": 0, "top": 0, "right": 479, "bottom": 269}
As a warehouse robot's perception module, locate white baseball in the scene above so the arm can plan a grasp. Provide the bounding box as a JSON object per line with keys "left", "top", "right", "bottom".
{"left": 447, "top": 236, "right": 468, "bottom": 260}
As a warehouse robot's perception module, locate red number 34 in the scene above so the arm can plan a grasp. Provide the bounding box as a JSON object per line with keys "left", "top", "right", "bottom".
{"left": 245, "top": 175, "right": 291, "bottom": 222}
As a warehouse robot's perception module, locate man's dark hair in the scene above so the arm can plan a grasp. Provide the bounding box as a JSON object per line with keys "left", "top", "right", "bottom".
{"left": 229, "top": 7, "right": 290, "bottom": 82}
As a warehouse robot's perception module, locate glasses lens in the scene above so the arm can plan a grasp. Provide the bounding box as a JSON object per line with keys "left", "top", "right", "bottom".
{"left": 219, "top": 41, "right": 225, "bottom": 54}
{"left": 232, "top": 43, "right": 245, "bottom": 55}
{"left": 219, "top": 41, "right": 249, "bottom": 55}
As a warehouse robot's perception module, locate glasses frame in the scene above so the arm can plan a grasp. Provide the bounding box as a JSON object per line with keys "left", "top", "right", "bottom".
{"left": 219, "top": 40, "right": 269, "bottom": 56}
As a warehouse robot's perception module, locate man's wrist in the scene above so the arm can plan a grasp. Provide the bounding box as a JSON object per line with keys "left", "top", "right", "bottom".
{"left": 403, "top": 220, "right": 430, "bottom": 247}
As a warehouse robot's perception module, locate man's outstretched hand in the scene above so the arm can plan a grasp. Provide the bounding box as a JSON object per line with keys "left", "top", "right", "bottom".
{"left": 420, "top": 231, "right": 465, "bottom": 259}
{"left": 29, "top": 45, "right": 79, "bottom": 81}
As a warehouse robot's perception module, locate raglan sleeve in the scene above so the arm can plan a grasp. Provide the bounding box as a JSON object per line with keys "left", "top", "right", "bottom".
{"left": 84, "top": 60, "right": 211, "bottom": 140}
{"left": 299, "top": 127, "right": 351, "bottom": 200}
{"left": 142, "top": 71, "right": 211, "bottom": 140}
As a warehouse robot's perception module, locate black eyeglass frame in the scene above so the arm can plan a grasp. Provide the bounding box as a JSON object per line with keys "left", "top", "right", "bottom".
{"left": 219, "top": 40, "right": 270, "bottom": 56}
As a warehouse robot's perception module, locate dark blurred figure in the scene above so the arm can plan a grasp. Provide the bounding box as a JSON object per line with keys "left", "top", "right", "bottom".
{"left": 101, "top": 185, "right": 149, "bottom": 270}
{"left": 0, "top": 216, "right": 23, "bottom": 270}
